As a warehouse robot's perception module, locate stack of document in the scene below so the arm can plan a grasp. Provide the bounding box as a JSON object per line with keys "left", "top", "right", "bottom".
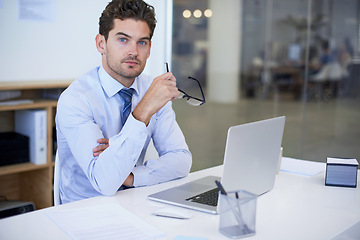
{"left": 280, "top": 157, "right": 325, "bottom": 176}
{"left": 46, "top": 204, "right": 164, "bottom": 240}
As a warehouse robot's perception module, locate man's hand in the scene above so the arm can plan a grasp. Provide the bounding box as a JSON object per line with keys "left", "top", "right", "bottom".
{"left": 133, "top": 72, "right": 180, "bottom": 126}
{"left": 93, "top": 138, "right": 109, "bottom": 157}
{"left": 123, "top": 172, "right": 134, "bottom": 186}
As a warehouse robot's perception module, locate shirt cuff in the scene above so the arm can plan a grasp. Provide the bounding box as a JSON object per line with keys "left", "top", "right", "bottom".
{"left": 132, "top": 165, "right": 152, "bottom": 187}
{"left": 123, "top": 113, "right": 147, "bottom": 134}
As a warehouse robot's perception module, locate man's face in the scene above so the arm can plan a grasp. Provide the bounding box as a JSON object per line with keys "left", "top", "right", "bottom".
{"left": 101, "top": 18, "right": 151, "bottom": 86}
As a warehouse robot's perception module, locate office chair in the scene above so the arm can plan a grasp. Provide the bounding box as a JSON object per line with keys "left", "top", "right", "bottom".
{"left": 53, "top": 150, "right": 61, "bottom": 206}
{"left": 309, "top": 62, "right": 343, "bottom": 101}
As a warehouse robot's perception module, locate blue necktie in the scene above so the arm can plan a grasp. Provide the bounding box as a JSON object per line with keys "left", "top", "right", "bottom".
{"left": 119, "top": 88, "right": 134, "bottom": 126}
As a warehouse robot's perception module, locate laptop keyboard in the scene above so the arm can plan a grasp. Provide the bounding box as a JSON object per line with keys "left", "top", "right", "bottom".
{"left": 185, "top": 188, "right": 219, "bottom": 206}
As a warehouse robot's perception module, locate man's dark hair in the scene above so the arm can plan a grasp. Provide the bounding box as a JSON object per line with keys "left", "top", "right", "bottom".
{"left": 99, "top": 0, "right": 156, "bottom": 41}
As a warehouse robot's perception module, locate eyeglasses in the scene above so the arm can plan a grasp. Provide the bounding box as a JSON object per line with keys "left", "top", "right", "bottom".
{"left": 165, "top": 63, "right": 206, "bottom": 106}
{"left": 178, "top": 77, "right": 206, "bottom": 106}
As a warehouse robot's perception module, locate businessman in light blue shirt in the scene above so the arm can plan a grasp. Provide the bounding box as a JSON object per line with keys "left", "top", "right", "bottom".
{"left": 56, "top": 0, "right": 192, "bottom": 204}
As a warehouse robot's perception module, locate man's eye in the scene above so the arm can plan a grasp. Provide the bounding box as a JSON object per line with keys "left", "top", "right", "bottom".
{"left": 138, "top": 41, "right": 148, "bottom": 46}
{"left": 119, "top": 38, "right": 127, "bottom": 43}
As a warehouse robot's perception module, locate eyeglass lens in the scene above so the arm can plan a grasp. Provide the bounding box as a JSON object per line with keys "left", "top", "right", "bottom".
{"left": 178, "top": 90, "right": 204, "bottom": 106}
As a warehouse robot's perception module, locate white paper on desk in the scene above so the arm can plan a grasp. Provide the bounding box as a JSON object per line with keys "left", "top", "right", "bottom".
{"left": 280, "top": 157, "right": 326, "bottom": 176}
{"left": 46, "top": 204, "right": 164, "bottom": 240}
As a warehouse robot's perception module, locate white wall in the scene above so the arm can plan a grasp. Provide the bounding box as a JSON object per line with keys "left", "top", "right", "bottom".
{"left": 0, "top": 0, "right": 170, "bottom": 82}
{"left": 143, "top": 0, "right": 172, "bottom": 78}
{"left": 0, "top": 0, "right": 107, "bottom": 82}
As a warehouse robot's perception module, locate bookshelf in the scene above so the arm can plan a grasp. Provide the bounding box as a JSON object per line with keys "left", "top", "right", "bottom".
{"left": 0, "top": 80, "right": 72, "bottom": 209}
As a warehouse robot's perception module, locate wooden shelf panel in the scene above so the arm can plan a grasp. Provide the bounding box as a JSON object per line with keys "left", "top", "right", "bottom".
{"left": 0, "top": 162, "right": 49, "bottom": 176}
{"left": 0, "top": 80, "right": 73, "bottom": 91}
{"left": 20, "top": 168, "right": 53, "bottom": 209}
{"left": 0, "top": 168, "right": 53, "bottom": 209}
{"left": 0, "top": 99, "right": 57, "bottom": 111}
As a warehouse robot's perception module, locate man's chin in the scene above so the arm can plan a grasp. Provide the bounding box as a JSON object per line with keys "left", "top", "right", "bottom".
{"left": 124, "top": 66, "right": 144, "bottom": 78}
{"left": 123, "top": 70, "right": 142, "bottom": 79}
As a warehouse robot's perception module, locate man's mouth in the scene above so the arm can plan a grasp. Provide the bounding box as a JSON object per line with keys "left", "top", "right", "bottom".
{"left": 124, "top": 60, "right": 140, "bottom": 67}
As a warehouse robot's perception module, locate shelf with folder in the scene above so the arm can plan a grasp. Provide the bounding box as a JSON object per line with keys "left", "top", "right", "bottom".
{"left": 0, "top": 80, "right": 71, "bottom": 210}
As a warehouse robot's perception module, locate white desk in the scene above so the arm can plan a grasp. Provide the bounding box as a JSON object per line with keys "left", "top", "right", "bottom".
{"left": 1, "top": 160, "right": 359, "bottom": 240}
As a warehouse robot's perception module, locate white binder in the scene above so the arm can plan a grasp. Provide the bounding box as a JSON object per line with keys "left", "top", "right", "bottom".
{"left": 15, "top": 109, "right": 47, "bottom": 165}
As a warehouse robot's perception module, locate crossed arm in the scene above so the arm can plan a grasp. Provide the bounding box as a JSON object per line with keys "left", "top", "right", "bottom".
{"left": 93, "top": 137, "right": 134, "bottom": 186}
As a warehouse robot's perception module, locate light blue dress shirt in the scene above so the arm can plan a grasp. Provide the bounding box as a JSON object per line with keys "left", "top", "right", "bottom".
{"left": 56, "top": 66, "right": 192, "bottom": 204}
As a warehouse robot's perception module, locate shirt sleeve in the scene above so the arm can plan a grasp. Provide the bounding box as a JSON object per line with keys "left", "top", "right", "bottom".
{"left": 56, "top": 92, "right": 147, "bottom": 196}
{"left": 132, "top": 101, "right": 192, "bottom": 187}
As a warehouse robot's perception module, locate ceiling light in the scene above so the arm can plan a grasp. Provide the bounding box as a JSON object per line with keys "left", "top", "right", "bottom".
{"left": 193, "top": 9, "right": 202, "bottom": 18}
{"left": 204, "top": 9, "right": 213, "bottom": 18}
{"left": 182, "top": 9, "right": 191, "bottom": 19}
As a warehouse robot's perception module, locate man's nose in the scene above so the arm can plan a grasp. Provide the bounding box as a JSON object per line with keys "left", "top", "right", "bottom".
{"left": 128, "top": 42, "right": 138, "bottom": 56}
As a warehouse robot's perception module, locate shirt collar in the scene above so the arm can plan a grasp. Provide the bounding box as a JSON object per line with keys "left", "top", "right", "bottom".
{"left": 98, "top": 65, "right": 140, "bottom": 98}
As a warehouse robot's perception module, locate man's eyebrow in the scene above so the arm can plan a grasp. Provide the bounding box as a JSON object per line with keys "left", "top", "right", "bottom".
{"left": 115, "top": 32, "right": 131, "bottom": 38}
{"left": 140, "top": 36, "right": 151, "bottom": 42}
{"left": 115, "top": 32, "right": 151, "bottom": 41}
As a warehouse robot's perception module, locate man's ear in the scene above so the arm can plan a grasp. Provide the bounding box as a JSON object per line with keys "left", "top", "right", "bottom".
{"left": 95, "top": 34, "right": 106, "bottom": 54}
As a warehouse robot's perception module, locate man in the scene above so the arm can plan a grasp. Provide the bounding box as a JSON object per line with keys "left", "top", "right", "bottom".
{"left": 56, "top": 0, "right": 192, "bottom": 204}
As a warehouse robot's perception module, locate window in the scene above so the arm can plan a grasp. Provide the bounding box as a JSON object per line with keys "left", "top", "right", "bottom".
{"left": 171, "top": 0, "right": 360, "bottom": 171}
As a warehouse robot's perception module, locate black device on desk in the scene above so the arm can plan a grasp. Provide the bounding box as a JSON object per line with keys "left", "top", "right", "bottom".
{"left": 0, "top": 200, "right": 35, "bottom": 219}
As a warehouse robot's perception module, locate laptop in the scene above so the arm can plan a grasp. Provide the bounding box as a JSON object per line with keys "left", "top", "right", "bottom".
{"left": 148, "top": 116, "right": 286, "bottom": 214}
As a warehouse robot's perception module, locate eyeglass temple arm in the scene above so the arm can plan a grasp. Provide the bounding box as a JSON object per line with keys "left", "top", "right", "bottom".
{"left": 165, "top": 62, "right": 205, "bottom": 103}
{"left": 178, "top": 89, "right": 187, "bottom": 96}
{"left": 188, "top": 76, "right": 206, "bottom": 103}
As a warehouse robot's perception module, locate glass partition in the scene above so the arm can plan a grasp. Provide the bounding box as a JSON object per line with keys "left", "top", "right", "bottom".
{"left": 171, "top": 0, "right": 360, "bottom": 172}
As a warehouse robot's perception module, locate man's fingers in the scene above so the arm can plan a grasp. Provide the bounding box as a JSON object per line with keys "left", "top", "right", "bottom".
{"left": 97, "top": 138, "right": 109, "bottom": 144}
{"left": 93, "top": 138, "right": 109, "bottom": 156}
{"left": 163, "top": 72, "right": 176, "bottom": 82}
{"left": 93, "top": 144, "right": 107, "bottom": 152}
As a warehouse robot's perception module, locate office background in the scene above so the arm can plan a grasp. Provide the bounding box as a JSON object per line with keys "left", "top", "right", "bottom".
{"left": 1, "top": 0, "right": 359, "bottom": 174}
{"left": 171, "top": 0, "right": 360, "bottom": 172}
